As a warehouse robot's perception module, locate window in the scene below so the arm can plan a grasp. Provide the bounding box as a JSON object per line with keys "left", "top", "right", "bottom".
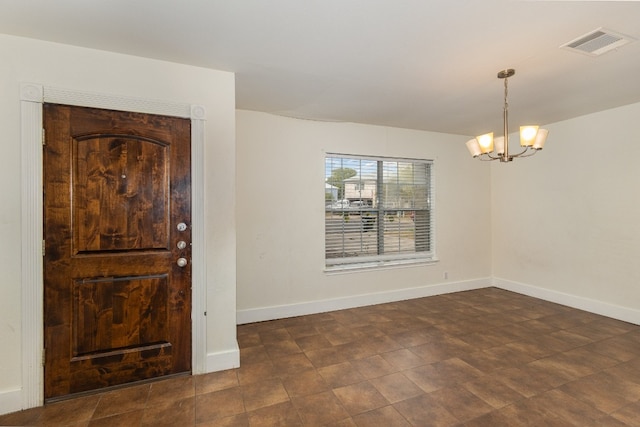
{"left": 325, "top": 154, "right": 435, "bottom": 269}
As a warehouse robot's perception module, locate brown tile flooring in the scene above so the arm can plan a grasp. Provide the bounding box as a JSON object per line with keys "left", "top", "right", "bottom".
{"left": 3, "top": 287, "right": 640, "bottom": 426}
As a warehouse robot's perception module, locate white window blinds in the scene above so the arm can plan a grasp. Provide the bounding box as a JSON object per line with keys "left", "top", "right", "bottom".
{"left": 325, "top": 154, "right": 435, "bottom": 268}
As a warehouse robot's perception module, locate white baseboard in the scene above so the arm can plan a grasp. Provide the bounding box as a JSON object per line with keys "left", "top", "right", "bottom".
{"left": 205, "top": 345, "right": 240, "bottom": 373}
{"left": 236, "top": 278, "right": 491, "bottom": 325}
{"left": 493, "top": 277, "right": 640, "bottom": 326}
{"left": 236, "top": 277, "right": 640, "bottom": 327}
{"left": 0, "top": 388, "right": 22, "bottom": 416}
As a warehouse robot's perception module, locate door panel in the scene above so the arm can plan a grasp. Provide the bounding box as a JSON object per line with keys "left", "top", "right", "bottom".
{"left": 72, "top": 275, "right": 169, "bottom": 356}
{"left": 73, "top": 135, "right": 170, "bottom": 252}
{"left": 43, "top": 104, "right": 191, "bottom": 399}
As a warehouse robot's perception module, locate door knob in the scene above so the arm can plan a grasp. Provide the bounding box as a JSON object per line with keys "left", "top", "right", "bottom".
{"left": 176, "top": 257, "right": 188, "bottom": 267}
{"left": 177, "top": 241, "right": 187, "bottom": 250}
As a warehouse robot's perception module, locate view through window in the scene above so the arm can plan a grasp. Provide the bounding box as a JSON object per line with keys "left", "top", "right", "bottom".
{"left": 325, "top": 154, "right": 434, "bottom": 268}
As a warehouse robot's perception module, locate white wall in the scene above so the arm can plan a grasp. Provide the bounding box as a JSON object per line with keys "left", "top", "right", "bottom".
{"left": 0, "top": 34, "right": 237, "bottom": 414}
{"left": 236, "top": 110, "right": 492, "bottom": 322}
{"left": 492, "top": 102, "right": 640, "bottom": 323}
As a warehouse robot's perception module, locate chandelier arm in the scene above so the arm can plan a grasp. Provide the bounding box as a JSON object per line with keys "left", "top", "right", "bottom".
{"left": 514, "top": 149, "right": 539, "bottom": 158}
{"left": 509, "top": 146, "right": 531, "bottom": 158}
{"left": 481, "top": 152, "right": 504, "bottom": 161}
{"left": 510, "top": 146, "right": 540, "bottom": 158}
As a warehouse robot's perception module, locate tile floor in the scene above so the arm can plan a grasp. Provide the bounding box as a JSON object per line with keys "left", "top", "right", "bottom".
{"left": 3, "top": 287, "right": 640, "bottom": 426}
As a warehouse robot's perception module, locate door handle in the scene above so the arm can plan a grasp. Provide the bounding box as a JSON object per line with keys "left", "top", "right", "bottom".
{"left": 176, "top": 257, "right": 188, "bottom": 268}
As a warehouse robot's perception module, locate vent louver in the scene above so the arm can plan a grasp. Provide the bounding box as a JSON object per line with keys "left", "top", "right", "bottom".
{"left": 560, "top": 27, "right": 635, "bottom": 56}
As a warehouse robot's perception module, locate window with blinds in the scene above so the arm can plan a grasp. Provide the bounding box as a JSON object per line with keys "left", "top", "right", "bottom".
{"left": 325, "top": 154, "right": 435, "bottom": 269}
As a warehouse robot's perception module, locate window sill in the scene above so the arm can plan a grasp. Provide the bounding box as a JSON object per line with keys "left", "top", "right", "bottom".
{"left": 324, "top": 257, "right": 439, "bottom": 274}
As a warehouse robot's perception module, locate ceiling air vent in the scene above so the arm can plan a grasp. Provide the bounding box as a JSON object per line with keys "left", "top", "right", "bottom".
{"left": 560, "top": 27, "right": 635, "bottom": 57}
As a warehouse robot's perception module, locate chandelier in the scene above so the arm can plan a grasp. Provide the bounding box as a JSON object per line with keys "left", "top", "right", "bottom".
{"left": 466, "top": 69, "right": 548, "bottom": 162}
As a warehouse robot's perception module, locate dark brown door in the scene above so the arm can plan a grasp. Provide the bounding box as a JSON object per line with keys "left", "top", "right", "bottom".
{"left": 43, "top": 104, "right": 192, "bottom": 400}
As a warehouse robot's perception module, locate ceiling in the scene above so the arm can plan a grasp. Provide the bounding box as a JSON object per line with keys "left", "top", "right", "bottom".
{"left": 1, "top": 0, "right": 640, "bottom": 136}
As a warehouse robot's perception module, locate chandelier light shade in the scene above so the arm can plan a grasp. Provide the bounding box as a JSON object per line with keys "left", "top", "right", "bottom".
{"left": 466, "top": 69, "right": 549, "bottom": 162}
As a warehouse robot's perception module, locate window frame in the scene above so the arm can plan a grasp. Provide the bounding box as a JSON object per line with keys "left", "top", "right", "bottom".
{"left": 324, "top": 153, "right": 437, "bottom": 271}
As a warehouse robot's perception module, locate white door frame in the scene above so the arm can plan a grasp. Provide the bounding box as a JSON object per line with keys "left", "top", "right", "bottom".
{"left": 20, "top": 83, "right": 207, "bottom": 408}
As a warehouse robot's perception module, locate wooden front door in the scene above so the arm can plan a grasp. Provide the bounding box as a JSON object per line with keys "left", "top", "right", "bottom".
{"left": 43, "top": 104, "right": 192, "bottom": 400}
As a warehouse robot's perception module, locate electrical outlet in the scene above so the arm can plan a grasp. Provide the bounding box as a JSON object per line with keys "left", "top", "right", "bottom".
{"left": 443, "top": 272, "right": 448, "bottom": 280}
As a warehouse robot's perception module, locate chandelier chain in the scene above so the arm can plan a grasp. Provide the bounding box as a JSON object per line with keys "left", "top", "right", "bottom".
{"left": 504, "top": 77, "right": 509, "bottom": 111}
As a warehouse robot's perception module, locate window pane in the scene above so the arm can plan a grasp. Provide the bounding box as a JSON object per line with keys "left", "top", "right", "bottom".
{"left": 325, "top": 155, "right": 434, "bottom": 267}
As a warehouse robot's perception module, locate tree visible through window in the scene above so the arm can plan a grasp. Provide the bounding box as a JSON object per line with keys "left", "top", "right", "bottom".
{"left": 325, "top": 154, "right": 435, "bottom": 268}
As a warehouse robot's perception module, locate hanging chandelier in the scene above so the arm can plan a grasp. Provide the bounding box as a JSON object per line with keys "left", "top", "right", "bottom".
{"left": 466, "top": 69, "right": 549, "bottom": 162}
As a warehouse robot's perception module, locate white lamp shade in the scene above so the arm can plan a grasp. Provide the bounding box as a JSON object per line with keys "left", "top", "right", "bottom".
{"left": 520, "top": 125, "right": 539, "bottom": 147}
{"left": 476, "top": 132, "right": 494, "bottom": 153}
{"left": 466, "top": 138, "right": 482, "bottom": 157}
{"left": 494, "top": 136, "right": 505, "bottom": 155}
{"left": 533, "top": 128, "right": 549, "bottom": 149}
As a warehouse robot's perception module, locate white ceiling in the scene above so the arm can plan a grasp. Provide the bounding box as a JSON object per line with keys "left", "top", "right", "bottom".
{"left": 1, "top": 0, "right": 640, "bottom": 136}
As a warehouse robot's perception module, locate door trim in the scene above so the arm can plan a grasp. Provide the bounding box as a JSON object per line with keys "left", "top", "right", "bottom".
{"left": 20, "top": 83, "right": 207, "bottom": 408}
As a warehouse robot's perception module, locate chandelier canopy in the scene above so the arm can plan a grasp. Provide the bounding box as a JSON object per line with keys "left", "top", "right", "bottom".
{"left": 466, "top": 69, "right": 548, "bottom": 162}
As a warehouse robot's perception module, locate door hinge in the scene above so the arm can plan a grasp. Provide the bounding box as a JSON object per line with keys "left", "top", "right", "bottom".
{"left": 42, "top": 240, "right": 45, "bottom": 257}
{"left": 42, "top": 128, "right": 46, "bottom": 146}
{"left": 42, "top": 348, "right": 46, "bottom": 366}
